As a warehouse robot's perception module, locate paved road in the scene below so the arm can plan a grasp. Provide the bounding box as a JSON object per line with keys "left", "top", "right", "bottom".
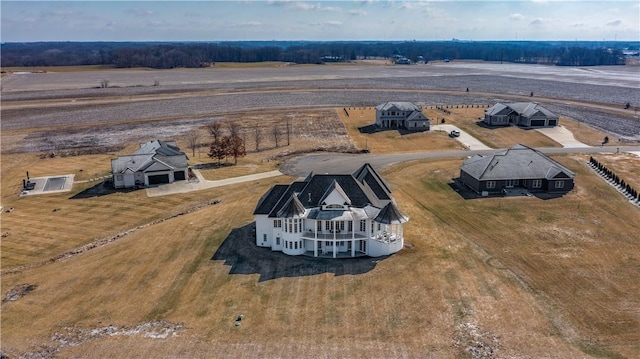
{"left": 280, "top": 146, "right": 640, "bottom": 177}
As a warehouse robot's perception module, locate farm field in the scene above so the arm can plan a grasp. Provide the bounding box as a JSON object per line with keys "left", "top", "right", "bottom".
{"left": 2, "top": 63, "right": 640, "bottom": 358}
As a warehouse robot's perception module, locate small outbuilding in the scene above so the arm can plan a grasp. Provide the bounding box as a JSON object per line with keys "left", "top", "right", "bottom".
{"left": 375, "top": 102, "right": 430, "bottom": 131}
{"left": 459, "top": 144, "right": 575, "bottom": 195}
{"left": 484, "top": 102, "right": 559, "bottom": 128}
{"left": 111, "top": 140, "right": 188, "bottom": 189}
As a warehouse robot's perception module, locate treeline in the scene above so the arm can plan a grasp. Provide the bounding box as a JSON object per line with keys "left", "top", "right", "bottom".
{"left": 1, "top": 41, "right": 633, "bottom": 68}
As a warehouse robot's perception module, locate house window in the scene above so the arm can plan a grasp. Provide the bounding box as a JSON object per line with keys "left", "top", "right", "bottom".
{"left": 532, "top": 179, "right": 542, "bottom": 188}
{"left": 276, "top": 237, "right": 280, "bottom": 245}
{"left": 317, "top": 221, "right": 322, "bottom": 231}
{"left": 348, "top": 221, "right": 353, "bottom": 232}
{"left": 295, "top": 242, "right": 298, "bottom": 249}
{"left": 116, "top": 175, "right": 123, "bottom": 181}
{"left": 289, "top": 221, "right": 293, "bottom": 233}
{"left": 360, "top": 220, "right": 366, "bottom": 232}
{"left": 555, "top": 181, "right": 565, "bottom": 189}
{"left": 294, "top": 221, "right": 298, "bottom": 233}
{"left": 486, "top": 181, "right": 496, "bottom": 189}
{"left": 338, "top": 221, "right": 345, "bottom": 231}
{"left": 274, "top": 219, "right": 282, "bottom": 228}
{"left": 285, "top": 241, "right": 288, "bottom": 249}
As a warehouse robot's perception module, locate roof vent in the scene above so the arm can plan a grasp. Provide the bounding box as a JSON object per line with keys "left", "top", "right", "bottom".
{"left": 308, "top": 193, "right": 312, "bottom": 203}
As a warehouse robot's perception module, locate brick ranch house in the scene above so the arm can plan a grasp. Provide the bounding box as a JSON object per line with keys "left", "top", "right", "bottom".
{"left": 375, "top": 102, "right": 430, "bottom": 131}
{"left": 253, "top": 163, "right": 409, "bottom": 258}
{"left": 484, "top": 102, "right": 559, "bottom": 127}
{"left": 111, "top": 140, "right": 188, "bottom": 189}
{"left": 459, "top": 144, "right": 575, "bottom": 195}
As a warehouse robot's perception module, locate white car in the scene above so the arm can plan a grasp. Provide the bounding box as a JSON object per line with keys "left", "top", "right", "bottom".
{"left": 449, "top": 130, "right": 461, "bottom": 137}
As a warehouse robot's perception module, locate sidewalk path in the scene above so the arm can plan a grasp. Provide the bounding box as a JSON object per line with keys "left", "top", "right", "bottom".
{"left": 431, "top": 124, "right": 492, "bottom": 150}
{"left": 536, "top": 126, "right": 590, "bottom": 148}
{"left": 146, "top": 170, "right": 283, "bottom": 197}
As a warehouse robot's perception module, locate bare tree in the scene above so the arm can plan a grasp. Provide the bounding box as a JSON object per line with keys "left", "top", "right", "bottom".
{"left": 254, "top": 121, "right": 263, "bottom": 152}
{"left": 286, "top": 118, "right": 291, "bottom": 146}
{"left": 185, "top": 129, "right": 202, "bottom": 157}
{"left": 207, "top": 121, "right": 223, "bottom": 143}
{"left": 273, "top": 123, "right": 280, "bottom": 148}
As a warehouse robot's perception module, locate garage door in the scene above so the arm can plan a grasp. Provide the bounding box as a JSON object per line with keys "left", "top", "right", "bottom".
{"left": 174, "top": 171, "right": 186, "bottom": 181}
{"left": 148, "top": 174, "right": 170, "bottom": 185}
{"left": 548, "top": 119, "right": 557, "bottom": 126}
{"left": 531, "top": 119, "right": 546, "bottom": 127}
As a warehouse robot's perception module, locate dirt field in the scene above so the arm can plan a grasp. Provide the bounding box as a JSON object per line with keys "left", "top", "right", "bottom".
{"left": 1, "top": 64, "right": 640, "bottom": 358}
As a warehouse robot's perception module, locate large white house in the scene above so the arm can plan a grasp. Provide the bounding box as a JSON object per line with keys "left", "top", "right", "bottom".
{"left": 375, "top": 102, "right": 430, "bottom": 131}
{"left": 253, "top": 163, "right": 409, "bottom": 258}
{"left": 111, "top": 140, "right": 188, "bottom": 189}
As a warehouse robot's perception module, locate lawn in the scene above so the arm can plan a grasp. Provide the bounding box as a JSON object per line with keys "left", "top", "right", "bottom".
{"left": 2, "top": 154, "right": 638, "bottom": 358}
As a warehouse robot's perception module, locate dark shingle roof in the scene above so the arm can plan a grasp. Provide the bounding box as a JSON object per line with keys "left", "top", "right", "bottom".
{"left": 253, "top": 185, "right": 289, "bottom": 215}
{"left": 374, "top": 202, "right": 409, "bottom": 224}
{"left": 460, "top": 144, "right": 575, "bottom": 181}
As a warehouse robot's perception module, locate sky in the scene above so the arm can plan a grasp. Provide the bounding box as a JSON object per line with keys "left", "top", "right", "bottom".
{"left": 1, "top": 1, "right": 639, "bottom": 42}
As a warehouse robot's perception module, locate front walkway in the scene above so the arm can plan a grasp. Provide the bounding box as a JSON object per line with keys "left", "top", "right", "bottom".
{"left": 146, "top": 170, "right": 282, "bottom": 197}
{"left": 431, "top": 124, "right": 492, "bottom": 150}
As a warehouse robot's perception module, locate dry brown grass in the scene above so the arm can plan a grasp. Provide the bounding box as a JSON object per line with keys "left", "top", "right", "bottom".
{"left": 560, "top": 117, "right": 622, "bottom": 146}
{"left": 424, "top": 106, "right": 561, "bottom": 148}
{"left": 2, "top": 151, "right": 639, "bottom": 358}
{"left": 590, "top": 153, "right": 640, "bottom": 190}
{"left": 2, "top": 98, "right": 639, "bottom": 358}
{"left": 339, "top": 107, "right": 464, "bottom": 153}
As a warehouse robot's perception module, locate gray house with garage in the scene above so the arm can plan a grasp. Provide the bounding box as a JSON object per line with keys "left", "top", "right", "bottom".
{"left": 375, "top": 102, "right": 430, "bottom": 131}
{"left": 111, "top": 140, "right": 188, "bottom": 189}
{"left": 459, "top": 144, "right": 575, "bottom": 195}
{"left": 484, "top": 102, "right": 559, "bottom": 128}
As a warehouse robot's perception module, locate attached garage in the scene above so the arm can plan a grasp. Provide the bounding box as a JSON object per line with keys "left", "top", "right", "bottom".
{"left": 148, "top": 174, "right": 170, "bottom": 185}
{"left": 530, "top": 119, "right": 546, "bottom": 127}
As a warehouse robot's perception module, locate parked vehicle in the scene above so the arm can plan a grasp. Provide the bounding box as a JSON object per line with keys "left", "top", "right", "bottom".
{"left": 449, "top": 130, "right": 461, "bottom": 137}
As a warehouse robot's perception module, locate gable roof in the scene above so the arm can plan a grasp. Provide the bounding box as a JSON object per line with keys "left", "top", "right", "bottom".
{"left": 460, "top": 144, "right": 575, "bottom": 181}
{"left": 375, "top": 102, "right": 420, "bottom": 112}
{"left": 255, "top": 163, "right": 396, "bottom": 218}
{"left": 112, "top": 139, "right": 188, "bottom": 175}
{"left": 487, "top": 102, "right": 557, "bottom": 119}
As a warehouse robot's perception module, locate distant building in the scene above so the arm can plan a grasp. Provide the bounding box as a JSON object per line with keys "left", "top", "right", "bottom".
{"left": 395, "top": 57, "right": 412, "bottom": 65}
{"left": 459, "top": 144, "right": 575, "bottom": 195}
{"left": 375, "top": 102, "right": 430, "bottom": 131}
{"left": 484, "top": 102, "right": 559, "bottom": 128}
{"left": 253, "top": 163, "right": 409, "bottom": 258}
{"left": 111, "top": 140, "right": 188, "bottom": 188}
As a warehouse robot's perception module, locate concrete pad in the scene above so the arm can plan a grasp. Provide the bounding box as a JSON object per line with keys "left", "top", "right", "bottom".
{"left": 628, "top": 151, "right": 640, "bottom": 158}
{"left": 431, "top": 124, "right": 492, "bottom": 150}
{"left": 536, "top": 126, "right": 590, "bottom": 148}
{"left": 146, "top": 170, "right": 283, "bottom": 197}
{"left": 19, "top": 174, "right": 75, "bottom": 196}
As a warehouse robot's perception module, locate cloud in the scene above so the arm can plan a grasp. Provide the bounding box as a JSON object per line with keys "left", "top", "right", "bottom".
{"left": 606, "top": 19, "right": 622, "bottom": 26}
{"left": 570, "top": 22, "right": 585, "bottom": 27}
{"left": 129, "top": 8, "right": 155, "bottom": 17}
{"left": 529, "top": 18, "right": 544, "bottom": 26}
{"left": 241, "top": 21, "right": 262, "bottom": 26}
{"left": 326, "top": 20, "right": 343, "bottom": 26}
{"left": 349, "top": 9, "right": 367, "bottom": 16}
{"left": 509, "top": 13, "right": 524, "bottom": 21}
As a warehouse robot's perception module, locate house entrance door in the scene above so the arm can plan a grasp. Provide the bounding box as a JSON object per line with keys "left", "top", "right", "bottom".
{"left": 506, "top": 179, "right": 517, "bottom": 188}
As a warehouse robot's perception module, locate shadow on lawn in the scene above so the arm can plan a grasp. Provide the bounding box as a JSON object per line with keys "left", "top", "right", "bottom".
{"left": 69, "top": 181, "right": 136, "bottom": 199}
{"left": 212, "top": 222, "right": 385, "bottom": 282}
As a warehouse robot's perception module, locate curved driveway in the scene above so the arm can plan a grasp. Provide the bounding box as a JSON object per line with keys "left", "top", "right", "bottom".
{"left": 280, "top": 146, "right": 640, "bottom": 177}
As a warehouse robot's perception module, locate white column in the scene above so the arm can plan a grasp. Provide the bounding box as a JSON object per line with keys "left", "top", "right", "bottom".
{"left": 314, "top": 239, "right": 318, "bottom": 257}
{"left": 333, "top": 222, "right": 337, "bottom": 258}
{"left": 351, "top": 239, "right": 355, "bottom": 257}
